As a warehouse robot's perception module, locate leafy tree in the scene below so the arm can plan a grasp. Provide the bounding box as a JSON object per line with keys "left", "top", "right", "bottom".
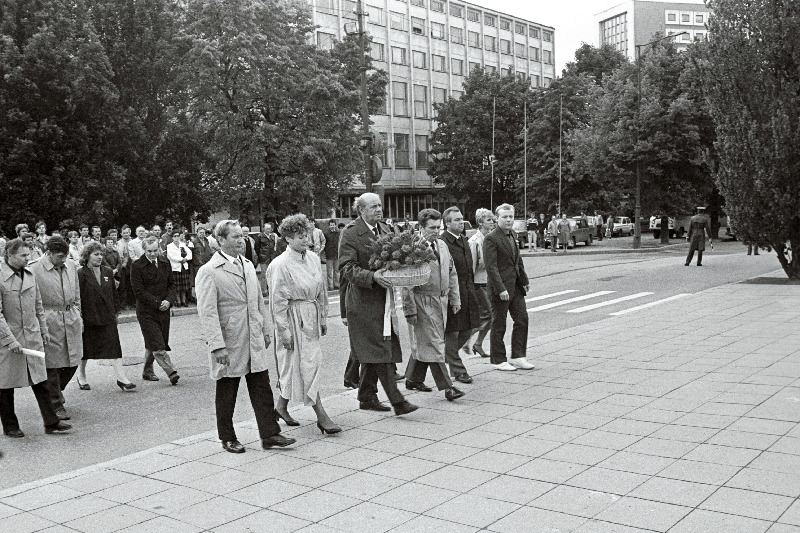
{"left": 563, "top": 43, "right": 627, "bottom": 82}
{"left": 698, "top": 0, "right": 800, "bottom": 277}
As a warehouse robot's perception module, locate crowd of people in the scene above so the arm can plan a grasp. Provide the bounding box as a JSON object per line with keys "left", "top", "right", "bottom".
{"left": 0, "top": 194, "right": 537, "bottom": 454}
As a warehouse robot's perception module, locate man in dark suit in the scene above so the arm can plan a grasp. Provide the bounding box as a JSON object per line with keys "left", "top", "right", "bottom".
{"left": 483, "top": 203, "right": 534, "bottom": 371}
{"left": 685, "top": 206, "right": 712, "bottom": 266}
{"left": 440, "top": 207, "right": 480, "bottom": 384}
{"left": 130, "top": 236, "right": 179, "bottom": 384}
{"left": 339, "top": 193, "right": 417, "bottom": 416}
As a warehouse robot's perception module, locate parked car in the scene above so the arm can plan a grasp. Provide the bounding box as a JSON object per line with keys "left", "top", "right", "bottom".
{"left": 512, "top": 219, "right": 529, "bottom": 247}
{"left": 543, "top": 218, "right": 593, "bottom": 249}
{"left": 611, "top": 216, "right": 634, "bottom": 237}
{"left": 649, "top": 215, "right": 690, "bottom": 239}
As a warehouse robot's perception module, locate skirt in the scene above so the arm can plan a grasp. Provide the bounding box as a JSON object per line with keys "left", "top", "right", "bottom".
{"left": 82, "top": 324, "right": 123, "bottom": 360}
{"left": 173, "top": 268, "right": 190, "bottom": 293}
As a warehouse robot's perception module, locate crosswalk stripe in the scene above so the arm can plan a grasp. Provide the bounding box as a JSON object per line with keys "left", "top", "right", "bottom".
{"left": 566, "top": 292, "right": 653, "bottom": 313}
{"left": 609, "top": 293, "right": 691, "bottom": 316}
{"left": 525, "top": 290, "right": 578, "bottom": 303}
{"left": 528, "top": 291, "right": 616, "bottom": 312}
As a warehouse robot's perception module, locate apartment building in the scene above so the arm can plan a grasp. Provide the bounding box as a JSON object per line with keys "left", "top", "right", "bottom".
{"left": 310, "top": 0, "right": 556, "bottom": 220}
{"left": 595, "top": 0, "right": 709, "bottom": 60}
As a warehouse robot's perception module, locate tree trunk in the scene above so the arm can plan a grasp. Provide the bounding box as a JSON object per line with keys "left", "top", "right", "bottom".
{"left": 660, "top": 216, "right": 670, "bottom": 244}
{"left": 775, "top": 239, "right": 800, "bottom": 279}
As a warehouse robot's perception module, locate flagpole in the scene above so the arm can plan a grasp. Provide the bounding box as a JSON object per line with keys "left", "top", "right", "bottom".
{"left": 523, "top": 102, "right": 527, "bottom": 222}
{"left": 491, "top": 96, "right": 496, "bottom": 211}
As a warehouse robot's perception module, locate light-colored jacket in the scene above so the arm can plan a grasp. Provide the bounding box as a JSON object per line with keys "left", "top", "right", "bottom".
{"left": 30, "top": 256, "right": 83, "bottom": 368}
{"left": 166, "top": 242, "right": 192, "bottom": 272}
{"left": 468, "top": 230, "right": 488, "bottom": 284}
{"left": 195, "top": 252, "right": 272, "bottom": 380}
{"left": 0, "top": 262, "right": 49, "bottom": 388}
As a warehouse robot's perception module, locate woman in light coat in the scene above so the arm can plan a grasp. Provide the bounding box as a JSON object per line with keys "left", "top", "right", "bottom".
{"left": 166, "top": 230, "right": 192, "bottom": 307}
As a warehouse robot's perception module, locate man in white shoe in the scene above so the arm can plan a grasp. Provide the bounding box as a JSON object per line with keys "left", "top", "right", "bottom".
{"left": 483, "top": 204, "right": 534, "bottom": 371}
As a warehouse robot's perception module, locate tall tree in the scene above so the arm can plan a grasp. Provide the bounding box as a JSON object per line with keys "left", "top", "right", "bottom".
{"left": 698, "top": 0, "right": 800, "bottom": 278}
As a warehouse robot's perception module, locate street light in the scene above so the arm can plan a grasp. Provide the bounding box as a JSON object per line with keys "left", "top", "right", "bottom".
{"left": 632, "top": 31, "right": 688, "bottom": 249}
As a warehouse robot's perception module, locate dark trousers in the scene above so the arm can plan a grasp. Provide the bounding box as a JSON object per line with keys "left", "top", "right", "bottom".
{"left": 1, "top": 379, "right": 60, "bottom": 432}
{"left": 406, "top": 358, "right": 452, "bottom": 391}
{"left": 46, "top": 366, "right": 77, "bottom": 411}
{"left": 489, "top": 289, "right": 529, "bottom": 364}
{"left": 551, "top": 236, "right": 558, "bottom": 251}
{"left": 344, "top": 351, "right": 360, "bottom": 385}
{"left": 474, "top": 284, "right": 492, "bottom": 346}
{"left": 444, "top": 330, "right": 471, "bottom": 377}
{"left": 358, "top": 363, "right": 404, "bottom": 405}
{"left": 685, "top": 248, "right": 704, "bottom": 265}
{"left": 118, "top": 266, "right": 135, "bottom": 307}
{"left": 143, "top": 349, "right": 176, "bottom": 377}
{"left": 215, "top": 370, "right": 280, "bottom": 442}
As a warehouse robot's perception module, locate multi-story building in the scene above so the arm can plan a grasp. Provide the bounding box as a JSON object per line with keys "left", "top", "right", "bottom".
{"left": 594, "top": 0, "right": 709, "bottom": 60}
{"left": 310, "top": 0, "right": 556, "bottom": 220}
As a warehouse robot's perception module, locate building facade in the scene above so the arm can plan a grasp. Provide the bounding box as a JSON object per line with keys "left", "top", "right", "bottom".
{"left": 594, "top": 0, "right": 709, "bottom": 60}
{"left": 309, "top": 0, "right": 555, "bottom": 220}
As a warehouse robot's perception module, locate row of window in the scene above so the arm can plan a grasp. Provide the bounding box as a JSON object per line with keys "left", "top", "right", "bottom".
{"left": 374, "top": 133, "right": 428, "bottom": 169}
{"left": 370, "top": 41, "right": 551, "bottom": 65}
{"left": 666, "top": 11, "right": 708, "bottom": 26}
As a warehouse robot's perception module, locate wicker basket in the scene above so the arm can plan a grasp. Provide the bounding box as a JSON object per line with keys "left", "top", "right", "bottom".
{"left": 381, "top": 263, "right": 431, "bottom": 287}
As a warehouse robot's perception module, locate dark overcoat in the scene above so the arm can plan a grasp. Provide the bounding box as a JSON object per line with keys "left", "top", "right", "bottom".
{"left": 440, "top": 231, "right": 481, "bottom": 333}
{"left": 130, "top": 255, "right": 175, "bottom": 351}
{"left": 78, "top": 265, "right": 118, "bottom": 327}
{"left": 687, "top": 214, "right": 711, "bottom": 252}
{"left": 483, "top": 228, "right": 529, "bottom": 302}
{"left": 338, "top": 217, "right": 401, "bottom": 364}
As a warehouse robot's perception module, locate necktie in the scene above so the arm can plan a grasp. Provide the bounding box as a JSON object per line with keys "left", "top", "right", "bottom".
{"left": 373, "top": 226, "right": 380, "bottom": 237}
{"left": 430, "top": 241, "right": 440, "bottom": 262}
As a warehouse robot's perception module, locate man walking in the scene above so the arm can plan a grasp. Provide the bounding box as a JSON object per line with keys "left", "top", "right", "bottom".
{"left": 686, "top": 206, "right": 712, "bottom": 266}
{"left": 196, "top": 220, "right": 295, "bottom": 453}
{"left": 323, "top": 220, "right": 340, "bottom": 290}
{"left": 526, "top": 213, "right": 538, "bottom": 251}
{"left": 254, "top": 222, "right": 279, "bottom": 296}
{"left": 339, "top": 193, "right": 417, "bottom": 415}
{"left": 483, "top": 204, "right": 534, "bottom": 371}
{"left": 440, "top": 207, "right": 480, "bottom": 384}
{"left": 130, "top": 236, "right": 179, "bottom": 384}
{"left": 30, "top": 237, "right": 83, "bottom": 420}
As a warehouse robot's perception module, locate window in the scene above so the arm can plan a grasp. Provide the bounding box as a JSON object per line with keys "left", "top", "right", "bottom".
{"left": 432, "top": 54, "right": 446, "bottom": 72}
{"left": 411, "top": 16, "right": 425, "bottom": 35}
{"left": 500, "top": 39, "right": 511, "bottom": 54}
{"left": 515, "top": 43, "right": 526, "bottom": 57}
{"left": 451, "top": 58, "right": 464, "bottom": 75}
{"left": 484, "top": 14, "right": 495, "bottom": 27}
{"left": 392, "top": 82, "right": 408, "bottom": 116}
{"left": 469, "top": 61, "right": 480, "bottom": 73}
{"left": 449, "top": 3, "right": 463, "bottom": 18}
{"left": 500, "top": 67, "right": 510, "bottom": 77}
{"left": 430, "top": 22, "right": 445, "bottom": 39}
{"left": 529, "top": 46, "right": 539, "bottom": 61}
{"left": 515, "top": 23, "right": 526, "bottom": 35}
{"left": 467, "top": 9, "right": 479, "bottom": 22}
{"left": 484, "top": 35, "right": 497, "bottom": 52}
{"left": 516, "top": 71, "right": 526, "bottom": 80}
{"left": 532, "top": 75, "right": 540, "bottom": 87}
{"left": 667, "top": 12, "right": 677, "bottom": 22}
{"left": 452, "top": 89, "right": 463, "bottom": 99}
{"left": 543, "top": 31, "right": 552, "bottom": 42}
{"left": 468, "top": 31, "right": 480, "bottom": 48}
{"left": 378, "top": 132, "right": 388, "bottom": 163}
{"left": 600, "top": 13, "right": 628, "bottom": 54}
{"left": 450, "top": 27, "right": 463, "bottom": 44}
{"left": 394, "top": 134, "right": 410, "bottom": 167}
{"left": 529, "top": 27, "right": 539, "bottom": 39}
{"left": 433, "top": 87, "right": 447, "bottom": 104}
{"left": 694, "top": 31, "right": 705, "bottom": 41}
{"left": 315, "top": 0, "right": 335, "bottom": 14}
{"left": 415, "top": 135, "right": 429, "bottom": 168}
{"left": 410, "top": 0, "right": 424, "bottom": 6}
{"left": 543, "top": 76, "right": 551, "bottom": 88}
{"left": 695, "top": 13, "right": 705, "bottom": 24}
{"left": 317, "top": 32, "right": 335, "bottom": 51}
{"left": 500, "top": 18, "right": 511, "bottom": 31}
{"left": 391, "top": 46, "right": 407, "bottom": 65}
{"left": 681, "top": 32, "right": 691, "bottom": 41}
{"left": 390, "top": 11, "right": 407, "bottom": 31}
{"left": 485, "top": 64, "right": 497, "bottom": 74}
{"left": 413, "top": 85, "right": 428, "bottom": 118}
{"left": 366, "top": 4, "right": 383, "bottom": 25}
{"left": 370, "top": 42, "right": 385, "bottom": 61}
{"left": 543, "top": 50, "right": 552, "bottom": 64}
{"left": 430, "top": 0, "right": 444, "bottom": 13}
{"left": 682, "top": 13, "right": 690, "bottom": 23}
{"left": 412, "top": 50, "right": 426, "bottom": 68}
{"left": 343, "top": 0, "right": 356, "bottom": 14}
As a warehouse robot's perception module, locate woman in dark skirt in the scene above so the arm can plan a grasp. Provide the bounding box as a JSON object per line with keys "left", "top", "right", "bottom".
{"left": 76, "top": 242, "right": 136, "bottom": 391}
{"left": 166, "top": 230, "right": 192, "bottom": 307}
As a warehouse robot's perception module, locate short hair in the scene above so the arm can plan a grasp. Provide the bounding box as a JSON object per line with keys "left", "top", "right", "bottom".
{"left": 135, "top": 225, "right": 146, "bottom": 233}
{"left": 338, "top": 223, "right": 346, "bottom": 229}
{"left": 196, "top": 226, "right": 207, "bottom": 234}
{"left": 329, "top": 219, "right": 337, "bottom": 224}
{"left": 91, "top": 225, "right": 101, "bottom": 232}
{"left": 151, "top": 224, "right": 161, "bottom": 230}
{"left": 35, "top": 220, "right": 46, "bottom": 230}
{"left": 171, "top": 230, "right": 181, "bottom": 238}
{"left": 475, "top": 208, "right": 494, "bottom": 225}
{"left": 45, "top": 236, "right": 69, "bottom": 255}
{"left": 214, "top": 219, "right": 240, "bottom": 241}
{"left": 354, "top": 192, "right": 380, "bottom": 215}
{"left": 120, "top": 224, "right": 130, "bottom": 232}
{"left": 79, "top": 241, "right": 104, "bottom": 266}
{"left": 4, "top": 238, "right": 28, "bottom": 260}
{"left": 141, "top": 235, "right": 160, "bottom": 250}
{"left": 15, "top": 223, "right": 28, "bottom": 236}
{"left": 495, "top": 203, "right": 514, "bottom": 216}
{"left": 442, "top": 207, "right": 462, "bottom": 223}
{"left": 164, "top": 219, "right": 173, "bottom": 225}
{"left": 263, "top": 222, "right": 273, "bottom": 230}
{"left": 278, "top": 214, "right": 313, "bottom": 240}
{"left": 79, "top": 224, "right": 89, "bottom": 230}
{"left": 418, "top": 208, "right": 441, "bottom": 227}
{"left": 67, "top": 230, "right": 79, "bottom": 239}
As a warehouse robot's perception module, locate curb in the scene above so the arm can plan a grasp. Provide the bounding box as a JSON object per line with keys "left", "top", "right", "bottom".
{"left": 520, "top": 241, "right": 690, "bottom": 257}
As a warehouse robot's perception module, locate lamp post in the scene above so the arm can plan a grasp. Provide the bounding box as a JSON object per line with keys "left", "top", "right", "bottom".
{"left": 633, "top": 31, "right": 688, "bottom": 249}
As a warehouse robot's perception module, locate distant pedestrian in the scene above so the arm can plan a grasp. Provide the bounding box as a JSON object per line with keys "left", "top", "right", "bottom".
{"left": 537, "top": 213, "right": 546, "bottom": 248}
{"left": 67, "top": 231, "right": 82, "bottom": 262}
{"left": 254, "top": 222, "right": 279, "bottom": 296}
{"left": 746, "top": 241, "right": 760, "bottom": 255}
{"left": 34, "top": 221, "right": 49, "bottom": 253}
{"left": 21, "top": 233, "right": 42, "bottom": 263}
{"left": 685, "top": 206, "right": 712, "bottom": 266}
{"left": 166, "top": 230, "right": 192, "bottom": 307}
{"left": 606, "top": 215, "right": 615, "bottom": 238}
{"left": 102, "top": 236, "right": 121, "bottom": 276}
{"left": 547, "top": 215, "right": 559, "bottom": 252}
{"left": 594, "top": 211, "right": 604, "bottom": 241}
{"left": 526, "top": 214, "right": 538, "bottom": 251}
{"left": 557, "top": 214, "right": 571, "bottom": 253}
{"left": 323, "top": 219, "right": 340, "bottom": 289}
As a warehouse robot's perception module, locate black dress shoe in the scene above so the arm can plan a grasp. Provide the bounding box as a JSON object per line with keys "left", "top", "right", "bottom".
{"left": 169, "top": 372, "right": 180, "bottom": 385}
{"left": 393, "top": 400, "right": 419, "bottom": 416}
{"left": 222, "top": 440, "right": 245, "bottom": 453}
{"left": 360, "top": 399, "right": 391, "bottom": 412}
{"left": 45, "top": 421, "right": 72, "bottom": 434}
{"left": 77, "top": 381, "right": 91, "bottom": 390}
{"left": 261, "top": 434, "right": 296, "bottom": 449}
{"left": 55, "top": 408, "right": 71, "bottom": 421}
{"left": 343, "top": 380, "right": 359, "bottom": 389}
{"left": 4, "top": 429, "right": 24, "bottom": 438}
{"left": 405, "top": 380, "right": 432, "bottom": 392}
{"left": 142, "top": 374, "right": 160, "bottom": 381}
{"left": 445, "top": 387, "right": 465, "bottom": 401}
{"left": 393, "top": 372, "right": 404, "bottom": 382}
{"left": 454, "top": 374, "right": 473, "bottom": 384}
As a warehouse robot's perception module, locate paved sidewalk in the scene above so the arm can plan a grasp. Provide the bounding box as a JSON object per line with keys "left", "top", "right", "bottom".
{"left": 1, "top": 273, "right": 799, "bottom": 532}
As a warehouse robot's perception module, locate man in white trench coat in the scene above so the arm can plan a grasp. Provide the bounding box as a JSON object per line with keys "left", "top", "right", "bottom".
{"left": 195, "top": 220, "right": 296, "bottom": 454}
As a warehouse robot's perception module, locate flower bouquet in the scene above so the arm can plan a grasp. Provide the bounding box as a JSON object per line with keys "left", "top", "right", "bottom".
{"left": 368, "top": 231, "right": 436, "bottom": 287}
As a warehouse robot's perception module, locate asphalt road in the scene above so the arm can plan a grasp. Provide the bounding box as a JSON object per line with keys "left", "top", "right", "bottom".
{"left": 1, "top": 238, "right": 779, "bottom": 489}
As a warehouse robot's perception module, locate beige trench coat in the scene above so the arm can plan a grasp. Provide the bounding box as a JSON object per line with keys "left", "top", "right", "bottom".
{"left": 195, "top": 252, "right": 272, "bottom": 380}
{"left": 30, "top": 256, "right": 83, "bottom": 368}
{"left": 0, "top": 262, "right": 49, "bottom": 388}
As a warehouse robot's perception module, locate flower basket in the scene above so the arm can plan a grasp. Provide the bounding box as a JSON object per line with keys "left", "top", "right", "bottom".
{"left": 381, "top": 262, "right": 431, "bottom": 287}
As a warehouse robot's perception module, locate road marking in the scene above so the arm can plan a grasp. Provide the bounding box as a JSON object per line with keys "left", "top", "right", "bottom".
{"left": 567, "top": 292, "right": 654, "bottom": 313}
{"left": 609, "top": 293, "right": 691, "bottom": 316}
{"left": 525, "top": 290, "right": 578, "bottom": 303}
{"left": 528, "top": 291, "right": 616, "bottom": 312}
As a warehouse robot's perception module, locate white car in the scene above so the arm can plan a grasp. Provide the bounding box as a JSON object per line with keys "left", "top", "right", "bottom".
{"left": 611, "top": 216, "right": 634, "bottom": 237}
